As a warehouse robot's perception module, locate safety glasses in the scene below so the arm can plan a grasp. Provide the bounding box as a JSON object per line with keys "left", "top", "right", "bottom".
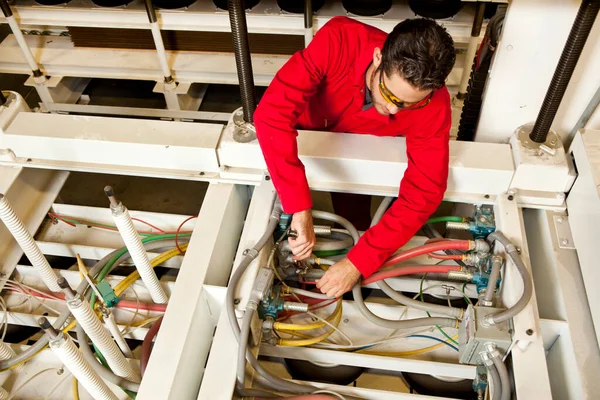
{"left": 378, "top": 67, "right": 434, "bottom": 110}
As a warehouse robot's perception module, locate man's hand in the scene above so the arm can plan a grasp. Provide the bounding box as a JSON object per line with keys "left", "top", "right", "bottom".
{"left": 289, "top": 209, "right": 316, "bottom": 261}
{"left": 316, "top": 258, "right": 362, "bottom": 298}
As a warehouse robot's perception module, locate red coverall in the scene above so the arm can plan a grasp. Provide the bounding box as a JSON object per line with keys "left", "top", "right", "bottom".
{"left": 254, "top": 16, "right": 451, "bottom": 278}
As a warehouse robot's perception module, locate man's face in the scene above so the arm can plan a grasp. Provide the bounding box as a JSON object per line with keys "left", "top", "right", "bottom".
{"left": 369, "top": 49, "right": 433, "bottom": 116}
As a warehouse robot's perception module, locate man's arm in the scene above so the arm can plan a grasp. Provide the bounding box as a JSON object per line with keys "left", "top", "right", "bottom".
{"left": 348, "top": 100, "right": 452, "bottom": 278}
{"left": 255, "top": 18, "right": 344, "bottom": 259}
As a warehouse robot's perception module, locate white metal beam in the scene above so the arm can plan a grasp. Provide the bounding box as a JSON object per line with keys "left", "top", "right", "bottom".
{"left": 0, "top": 167, "right": 68, "bottom": 291}
{"left": 138, "top": 183, "right": 250, "bottom": 400}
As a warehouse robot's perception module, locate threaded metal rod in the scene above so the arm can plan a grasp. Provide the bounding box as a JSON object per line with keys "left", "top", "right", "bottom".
{"left": 228, "top": 0, "right": 257, "bottom": 123}
{"left": 529, "top": 0, "right": 600, "bottom": 143}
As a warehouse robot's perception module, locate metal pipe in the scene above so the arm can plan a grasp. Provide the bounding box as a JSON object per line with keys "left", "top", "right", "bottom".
{"left": 144, "top": 0, "right": 175, "bottom": 84}
{"left": 529, "top": 0, "right": 600, "bottom": 143}
{"left": 0, "top": 0, "right": 44, "bottom": 78}
{"left": 228, "top": 0, "right": 257, "bottom": 123}
{"left": 105, "top": 186, "right": 168, "bottom": 304}
{"left": 0, "top": 194, "right": 61, "bottom": 292}
{"left": 570, "top": 84, "right": 600, "bottom": 137}
{"left": 483, "top": 255, "right": 502, "bottom": 304}
{"left": 304, "top": 0, "right": 314, "bottom": 46}
{"left": 41, "top": 318, "right": 118, "bottom": 400}
{"left": 457, "top": 1, "right": 486, "bottom": 98}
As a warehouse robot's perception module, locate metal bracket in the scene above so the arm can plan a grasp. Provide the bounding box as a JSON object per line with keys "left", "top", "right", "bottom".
{"left": 553, "top": 215, "right": 576, "bottom": 249}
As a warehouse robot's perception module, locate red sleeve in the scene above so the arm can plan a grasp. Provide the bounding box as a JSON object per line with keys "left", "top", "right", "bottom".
{"left": 347, "top": 95, "right": 451, "bottom": 278}
{"left": 254, "top": 18, "right": 344, "bottom": 214}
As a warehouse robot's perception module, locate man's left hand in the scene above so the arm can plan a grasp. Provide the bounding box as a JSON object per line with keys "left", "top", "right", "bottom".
{"left": 316, "top": 258, "right": 362, "bottom": 298}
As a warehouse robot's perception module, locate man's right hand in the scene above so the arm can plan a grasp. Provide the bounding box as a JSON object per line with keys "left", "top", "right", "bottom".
{"left": 289, "top": 209, "right": 316, "bottom": 261}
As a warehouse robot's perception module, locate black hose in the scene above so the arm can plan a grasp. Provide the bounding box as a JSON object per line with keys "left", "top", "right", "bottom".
{"left": 304, "top": 0, "right": 313, "bottom": 29}
{"left": 228, "top": 0, "right": 257, "bottom": 123}
{"left": 471, "top": 1, "right": 486, "bottom": 37}
{"left": 0, "top": 91, "right": 7, "bottom": 106}
{"left": 529, "top": 0, "right": 600, "bottom": 143}
{"left": 0, "top": 0, "right": 12, "bottom": 18}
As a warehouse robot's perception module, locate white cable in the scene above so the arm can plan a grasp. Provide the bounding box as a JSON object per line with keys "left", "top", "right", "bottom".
{"left": 313, "top": 390, "right": 347, "bottom": 399}
{"left": 288, "top": 287, "right": 330, "bottom": 300}
{"left": 103, "top": 310, "right": 134, "bottom": 359}
{"left": 0, "top": 195, "right": 60, "bottom": 292}
{"left": 43, "top": 371, "right": 72, "bottom": 400}
{"left": 66, "top": 295, "right": 140, "bottom": 382}
{"left": 5, "top": 16, "right": 41, "bottom": 73}
{"left": 305, "top": 310, "right": 353, "bottom": 346}
{"left": 48, "top": 334, "right": 118, "bottom": 400}
{"left": 111, "top": 204, "right": 168, "bottom": 304}
{"left": 149, "top": 21, "right": 174, "bottom": 80}
{"left": 0, "top": 387, "right": 7, "bottom": 400}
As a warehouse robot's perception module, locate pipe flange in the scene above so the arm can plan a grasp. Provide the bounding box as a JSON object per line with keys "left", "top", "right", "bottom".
{"left": 232, "top": 108, "right": 257, "bottom": 143}
{"left": 516, "top": 123, "right": 560, "bottom": 155}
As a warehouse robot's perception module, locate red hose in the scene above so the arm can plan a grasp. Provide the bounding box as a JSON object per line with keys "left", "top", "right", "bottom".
{"left": 140, "top": 316, "right": 163, "bottom": 377}
{"left": 428, "top": 253, "right": 464, "bottom": 261}
{"left": 116, "top": 300, "right": 167, "bottom": 312}
{"left": 381, "top": 240, "right": 471, "bottom": 268}
{"left": 362, "top": 265, "right": 462, "bottom": 285}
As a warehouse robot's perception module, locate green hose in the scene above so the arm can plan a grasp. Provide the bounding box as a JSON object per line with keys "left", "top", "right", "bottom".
{"left": 92, "top": 344, "right": 137, "bottom": 399}
{"left": 426, "top": 216, "right": 464, "bottom": 225}
{"left": 312, "top": 249, "right": 348, "bottom": 258}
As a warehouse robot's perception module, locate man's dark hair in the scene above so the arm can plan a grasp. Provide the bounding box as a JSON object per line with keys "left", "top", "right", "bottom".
{"left": 381, "top": 18, "right": 456, "bottom": 91}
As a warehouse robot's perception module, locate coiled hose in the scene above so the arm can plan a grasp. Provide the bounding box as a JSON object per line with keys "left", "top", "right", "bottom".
{"left": 529, "top": 0, "right": 600, "bottom": 143}
{"left": 111, "top": 204, "right": 168, "bottom": 304}
{"left": 228, "top": 0, "right": 257, "bottom": 123}
{"left": 49, "top": 333, "right": 118, "bottom": 400}
{"left": 0, "top": 194, "right": 61, "bottom": 292}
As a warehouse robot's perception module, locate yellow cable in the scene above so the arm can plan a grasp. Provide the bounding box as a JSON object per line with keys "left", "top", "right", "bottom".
{"left": 113, "top": 244, "right": 187, "bottom": 296}
{"left": 72, "top": 376, "right": 80, "bottom": 400}
{"left": 273, "top": 300, "right": 338, "bottom": 331}
{"left": 2, "top": 246, "right": 184, "bottom": 372}
{"left": 357, "top": 335, "right": 459, "bottom": 357}
{"left": 278, "top": 301, "right": 342, "bottom": 347}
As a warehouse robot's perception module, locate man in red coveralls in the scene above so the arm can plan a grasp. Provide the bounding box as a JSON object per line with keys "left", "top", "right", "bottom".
{"left": 254, "top": 16, "right": 456, "bottom": 298}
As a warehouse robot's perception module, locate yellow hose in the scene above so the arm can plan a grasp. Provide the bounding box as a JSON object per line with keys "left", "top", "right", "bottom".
{"left": 72, "top": 376, "right": 80, "bottom": 400}
{"left": 358, "top": 335, "right": 459, "bottom": 357}
{"left": 273, "top": 300, "right": 338, "bottom": 332}
{"left": 113, "top": 244, "right": 187, "bottom": 296}
{"left": 277, "top": 301, "right": 342, "bottom": 347}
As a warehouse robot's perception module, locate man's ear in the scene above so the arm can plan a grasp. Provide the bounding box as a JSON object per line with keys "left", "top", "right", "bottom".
{"left": 373, "top": 47, "right": 382, "bottom": 68}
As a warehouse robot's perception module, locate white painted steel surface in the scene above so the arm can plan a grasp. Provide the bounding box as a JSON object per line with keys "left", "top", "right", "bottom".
{"left": 476, "top": 0, "right": 600, "bottom": 144}
{"left": 524, "top": 209, "right": 600, "bottom": 400}
{"left": 138, "top": 183, "right": 250, "bottom": 400}
{"left": 2, "top": 112, "right": 222, "bottom": 173}
{"left": 566, "top": 130, "right": 600, "bottom": 344}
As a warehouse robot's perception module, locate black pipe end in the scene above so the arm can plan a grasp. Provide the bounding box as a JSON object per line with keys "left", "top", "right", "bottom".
{"left": 57, "top": 277, "right": 71, "bottom": 290}
{"left": 103, "top": 185, "right": 115, "bottom": 197}
{"left": 0, "top": 0, "right": 13, "bottom": 18}
{"left": 38, "top": 316, "right": 52, "bottom": 330}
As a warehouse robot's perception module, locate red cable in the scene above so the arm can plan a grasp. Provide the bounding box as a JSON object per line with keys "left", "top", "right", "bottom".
{"left": 140, "top": 316, "right": 163, "bottom": 377}
{"left": 381, "top": 240, "right": 471, "bottom": 268}
{"left": 131, "top": 218, "right": 165, "bottom": 233}
{"left": 47, "top": 213, "right": 77, "bottom": 228}
{"left": 116, "top": 300, "right": 167, "bottom": 312}
{"left": 427, "top": 253, "right": 464, "bottom": 261}
{"left": 175, "top": 216, "right": 197, "bottom": 254}
{"left": 362, "top": 265, "right": 462, "bottom": 285}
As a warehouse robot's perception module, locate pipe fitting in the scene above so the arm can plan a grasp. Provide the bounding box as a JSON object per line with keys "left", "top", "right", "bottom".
{"left": 283, "top": 302, "right": 309, "bottom": 313}
{"left": 474, "top": 239, "right": 491, "bottom": 254}
{"left": 480, "top": 351, "right": 494, "bottom": 366}
{"left": 447, "top": 270, "right": 474, "bottom": 282}
{"left": 446, "top": 221, "right": 471, "bottom": 231}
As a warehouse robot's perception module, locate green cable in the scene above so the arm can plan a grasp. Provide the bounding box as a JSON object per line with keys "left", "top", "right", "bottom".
{"left": 89, "top": 233, "right": 192, "bottom": 306}
{"left": 426, "top": 216, "right": 465, "bottom": 225}
{"left": 92, "top": 344, "right": 137, "bottom": 399}
{"left": 419, "top": 274, "right": 459, "bottom": 346}
{"left": 312, "top": 249, "right": 348, "bottom": 258}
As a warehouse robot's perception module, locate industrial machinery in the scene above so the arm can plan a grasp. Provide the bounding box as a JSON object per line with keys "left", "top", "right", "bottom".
{"left": 0, "top": 0, "right": 598, "bottom": 399}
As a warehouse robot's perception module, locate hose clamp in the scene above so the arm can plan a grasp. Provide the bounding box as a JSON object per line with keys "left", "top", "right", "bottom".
{"left": 243, "top": 248, "right": 259, "bottom": 259}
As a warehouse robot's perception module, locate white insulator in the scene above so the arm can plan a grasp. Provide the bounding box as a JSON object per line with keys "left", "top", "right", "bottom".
{"left": 0, "top": 387, "right": 8, "bottom": 400}
{"left": 111, "top": 205, "right": 168, "bottom": 304}
{"left": 67, "top": 296, "right": 140, "bottom": 382}
{"left": 0, "top": 195, "right": 60, "bottom": 292}
{"left": 49, "top": 333, "right": 118, "bottom": 400}
{"left": 104, "top": 311, "right": 133, "bottom": 359}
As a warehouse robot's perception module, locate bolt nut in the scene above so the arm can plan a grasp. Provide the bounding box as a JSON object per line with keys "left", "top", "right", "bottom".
{"left": 233, "top": 298, "right": 241, "bottom": 305}
{"left": 556, "top": 216, "right": 563, "bottom": 224}
{"left": 560, "top": 239, "right": 569, "bottom": 246}
{"left": 507, "top": 195, "right": 514, "bottom": 201}
{"left": 343, "top": 318, "right": 349, "bottom": 324}
{"left": 556, "top": 193, "right": 566, "bottom": 200}
{"left": 526, "top": 329, "right": 534, "bottom": 336}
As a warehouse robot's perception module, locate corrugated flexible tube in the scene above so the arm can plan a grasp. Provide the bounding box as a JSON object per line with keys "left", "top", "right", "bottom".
{"left": 0, "top": 194, "right": 60, "bottom": 292}
{"left": 483, "top": 256, "right": 503, "bottom": 304}
{"left": 0, "top": 238, "right": 185, "bottom": 371}
{"left": 48, "top": 331, "right": 118, "bottom": 400}
{"left": 484, "top": 232, "right": 532, "bottom": 325}
{"left": 108, "top": 191, "right": 168, "bottom": 304}
{"left": 62, "top": 283, "right": 140, "bottom": 382}
{"left": 489, "top": 349, "right": 511, "bottom": 400}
